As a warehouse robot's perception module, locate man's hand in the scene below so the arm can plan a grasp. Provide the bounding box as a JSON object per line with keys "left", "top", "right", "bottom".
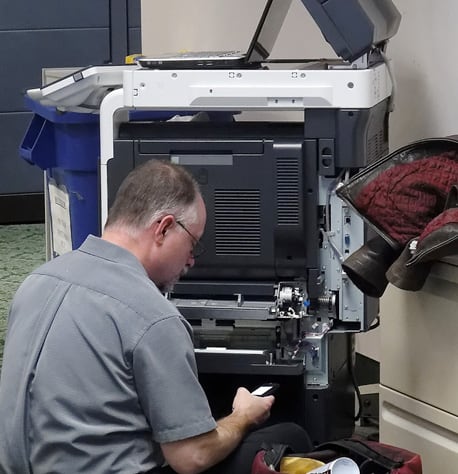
{"left": 231, "top": 386, "right": 275, "bottom": 426}
{"left": 160, "top": 386, "right": 275, "bottom": 474}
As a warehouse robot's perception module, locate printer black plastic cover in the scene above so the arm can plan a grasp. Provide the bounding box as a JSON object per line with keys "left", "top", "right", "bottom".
{"left": 300, "top": 0, "right": 401, "bottom": 62}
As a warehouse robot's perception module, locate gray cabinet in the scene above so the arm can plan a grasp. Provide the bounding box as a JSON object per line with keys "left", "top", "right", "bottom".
{"left": 0, "top": 0, "right": 141, "bottom": 223}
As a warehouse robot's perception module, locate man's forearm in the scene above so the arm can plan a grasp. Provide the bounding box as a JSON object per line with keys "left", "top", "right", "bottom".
{"left": 207, "top": 410, "right": 253, "bottom": 462}
{"left": 161, "top": 410, "right": 253, "bottom": 474}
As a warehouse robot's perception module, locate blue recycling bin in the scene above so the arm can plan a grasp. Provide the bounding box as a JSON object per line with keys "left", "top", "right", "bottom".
{"left": 20, "top": 97, "right": 100, "bottom": 252}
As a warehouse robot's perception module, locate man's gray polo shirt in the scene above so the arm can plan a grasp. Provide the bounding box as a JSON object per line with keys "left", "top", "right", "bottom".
{"left": 0, "top": 235, "right": 216, "bottom": 473}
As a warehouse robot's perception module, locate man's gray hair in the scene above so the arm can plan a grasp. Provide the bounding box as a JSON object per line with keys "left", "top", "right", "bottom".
{"left": 105, "top": 160, "right": 201, "bottom": 233}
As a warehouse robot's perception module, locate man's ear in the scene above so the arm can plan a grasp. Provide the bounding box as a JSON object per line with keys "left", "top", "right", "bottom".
{"left": 154, "top": 215, "right": 175, "bottom": 243}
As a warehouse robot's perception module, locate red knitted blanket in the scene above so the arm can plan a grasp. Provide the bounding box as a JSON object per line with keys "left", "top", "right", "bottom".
{"left": 355, "top": 152, "right": 458, "bottom": 245}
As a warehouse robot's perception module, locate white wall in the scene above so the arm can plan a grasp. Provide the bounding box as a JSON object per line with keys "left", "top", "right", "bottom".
{"left": 389, "top": 1, "right": 458, "bottom": 148}
{"left": 141, "top": 0, "right": 335, "bottom": 59}
{"left": 141, "top": 0, "right": 458, "bottom": 361}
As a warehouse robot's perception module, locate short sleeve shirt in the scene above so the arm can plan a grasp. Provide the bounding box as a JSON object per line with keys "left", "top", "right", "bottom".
{"left": 0, "top": 235, "right": 216, "bottom": 473}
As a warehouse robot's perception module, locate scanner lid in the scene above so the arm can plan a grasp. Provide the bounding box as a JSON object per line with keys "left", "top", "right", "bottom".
{"left": 300, "top": 0, "right": 401, "bottom": 62}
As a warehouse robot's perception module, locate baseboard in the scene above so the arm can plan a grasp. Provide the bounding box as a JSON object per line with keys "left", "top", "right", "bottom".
{"left": 0, "top": 193, "right": 45, "bottom": 224}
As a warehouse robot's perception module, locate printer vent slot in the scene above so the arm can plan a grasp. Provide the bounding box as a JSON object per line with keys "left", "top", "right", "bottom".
{"left": 214, "top": 189, "right": 261, "bottom": 256}
{"left": 367, "top": 129, "right": 388, "bottom": 164}
{"left": 276, "top": 157, "right": 300, "bottom": 225}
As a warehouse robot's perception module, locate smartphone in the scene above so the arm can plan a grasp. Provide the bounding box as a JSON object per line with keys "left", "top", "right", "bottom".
{"left": 251, "top": 383, "right": 280, "bottom": 397}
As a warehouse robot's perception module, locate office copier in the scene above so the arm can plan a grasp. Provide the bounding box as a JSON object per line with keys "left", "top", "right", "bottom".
{"left": 26, "top": 0, "right": 401, "bottom": 444}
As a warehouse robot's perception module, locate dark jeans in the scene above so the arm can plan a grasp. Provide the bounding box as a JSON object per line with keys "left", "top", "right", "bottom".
{"left": 148, "top": 422, "right": 312, "bottom": 474}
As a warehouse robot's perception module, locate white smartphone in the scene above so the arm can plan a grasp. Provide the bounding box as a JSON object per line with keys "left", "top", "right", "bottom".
{"left": 251, "top": 383, "right": 279, "bottom": 397}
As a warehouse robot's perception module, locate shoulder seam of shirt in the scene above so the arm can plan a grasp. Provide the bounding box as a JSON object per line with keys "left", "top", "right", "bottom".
{"left": 132, "top": 313, "right": 189, "bottom": 353}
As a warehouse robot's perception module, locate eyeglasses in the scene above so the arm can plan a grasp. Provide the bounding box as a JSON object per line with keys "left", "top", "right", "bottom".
{"left": 176, "top": 220, "right": 206, "bottom": 258}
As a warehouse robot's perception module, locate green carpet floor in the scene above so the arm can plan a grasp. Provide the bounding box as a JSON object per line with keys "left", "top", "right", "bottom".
{"left": 0, "top": 224, "right": 46, "bottom": 367}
